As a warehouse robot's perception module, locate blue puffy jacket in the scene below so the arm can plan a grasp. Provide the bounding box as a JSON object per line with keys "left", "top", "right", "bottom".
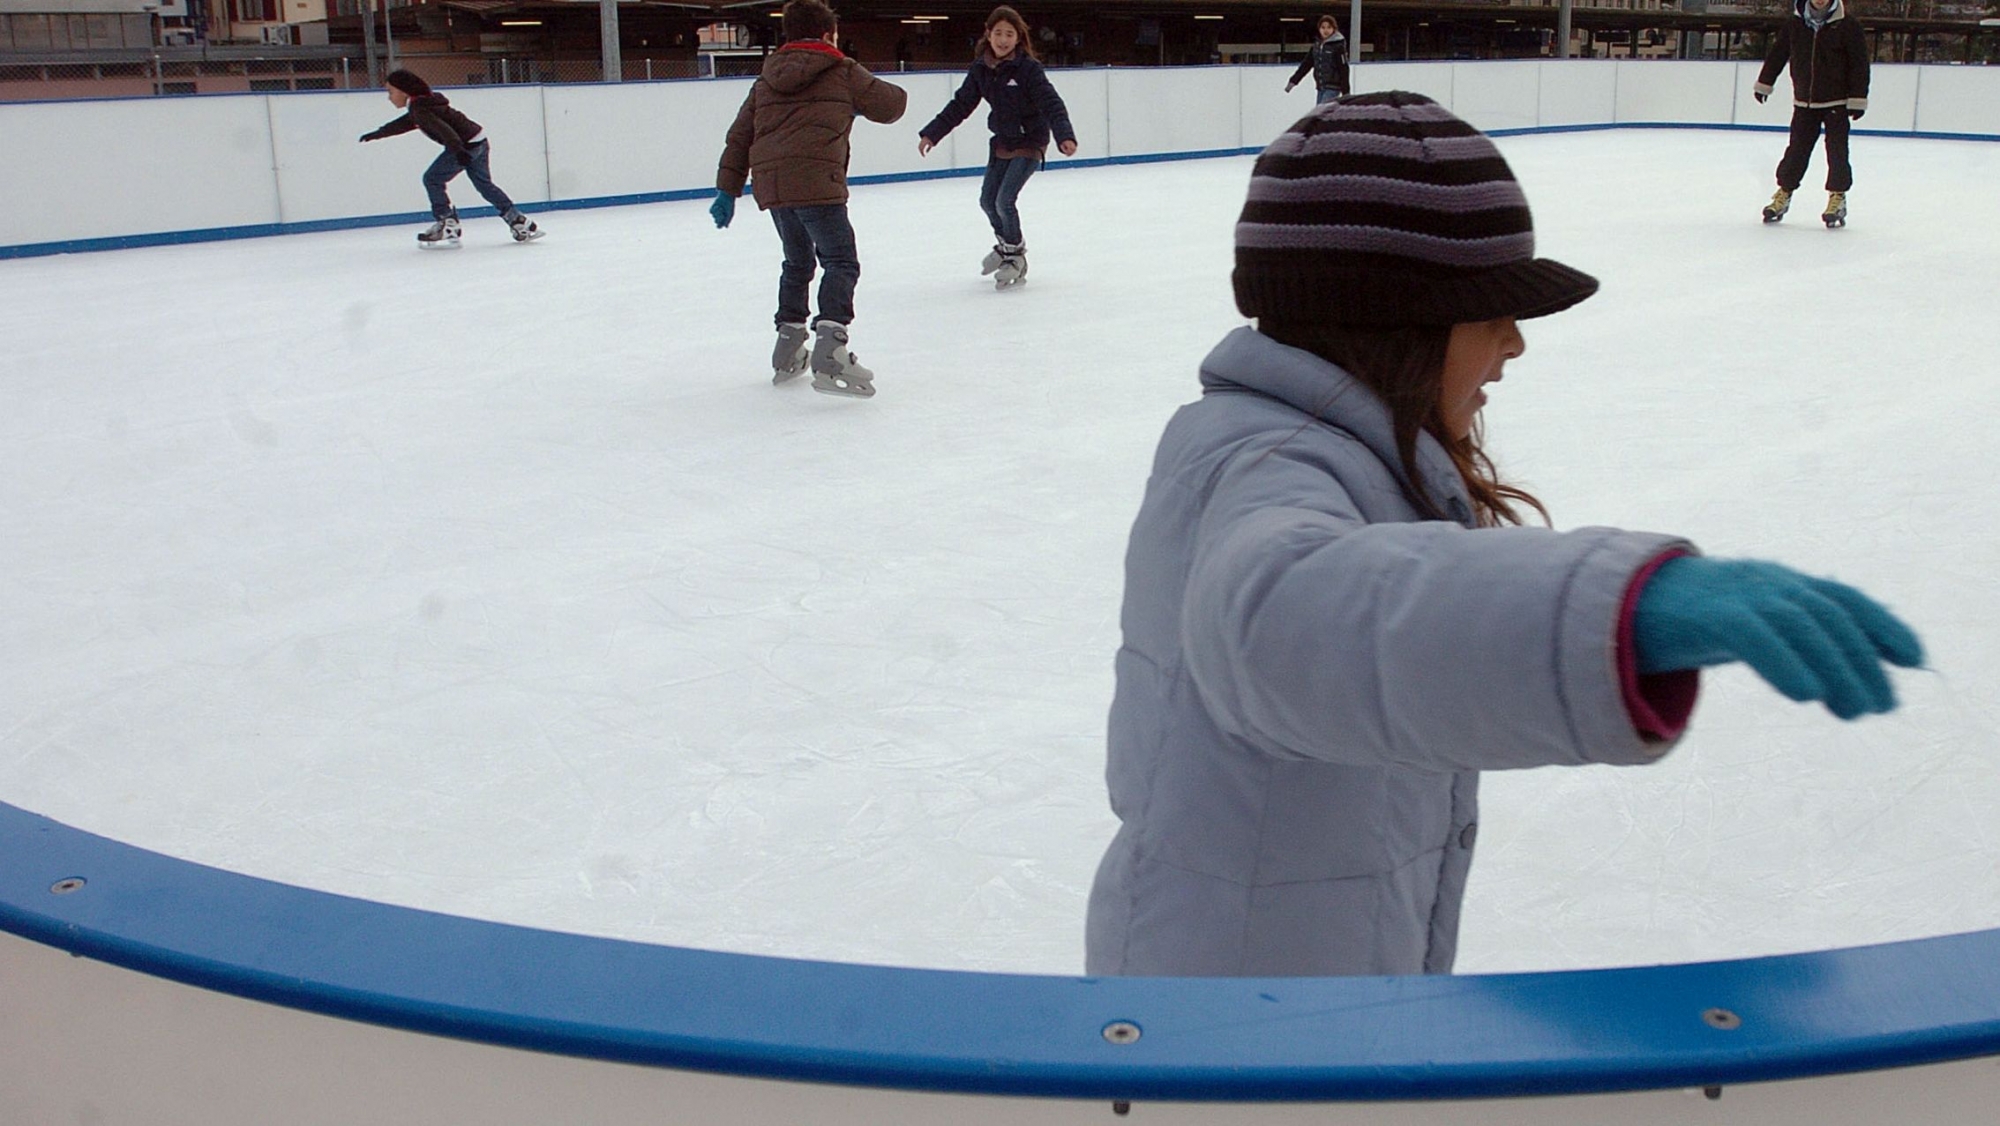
{"left": 1084, "top": 328, "right": 1693, "bottom": 977}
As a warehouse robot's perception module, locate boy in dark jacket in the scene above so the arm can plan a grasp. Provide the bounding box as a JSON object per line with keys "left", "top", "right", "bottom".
{"left": 1284, "top": 15, "right": 1349, "bottom": 105}
{"left": 916, "top": 6, "right": 1078, "bottom": 288}
{"left": 1754, "top": 0, "right": 1869, "bottom": 227}
{"left": 359, "top": 70, "right": 542, "bottom": 246}
{"left": 711, "top": 0, "right": 908, "bottom": 399}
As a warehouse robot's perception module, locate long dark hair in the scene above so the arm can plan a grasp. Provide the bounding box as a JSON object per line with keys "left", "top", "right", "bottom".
{"left": 979, "top": 6, "right": 1038, "bottom": 60}
{"left": 1257, "top": 320, "right": 1548, "bottom": 528}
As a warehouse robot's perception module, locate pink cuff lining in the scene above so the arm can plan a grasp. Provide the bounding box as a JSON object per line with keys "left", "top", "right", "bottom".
{"left": 1618, "top": 550, "right": 1699, "bottom": 743}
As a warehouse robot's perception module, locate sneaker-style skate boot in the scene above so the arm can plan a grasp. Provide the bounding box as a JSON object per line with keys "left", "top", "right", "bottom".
{"left": 418, "top": 210, "right": 462, "bottom": 247}
{"left": 993, "top": 243, "right": 1027, "bottom": 289}
{"left": 507, "top": 211, "right": 544, "bottom": 242}
{"left": 809, "top": 321, "right": 875, "bottom": 398}
{"left": 771, "top": 322, "right": 811, "bottom": 384}
{"left": 1761, "top": 188, "right": 1792, "bottom": 224}
{"left": 1822, "top": 191, "right": 1847, "bottom": 228}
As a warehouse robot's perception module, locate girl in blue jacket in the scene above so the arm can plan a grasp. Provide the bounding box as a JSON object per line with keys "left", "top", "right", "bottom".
{"left": 917, "top": 6, "right": 1078, "bottom": 289}
{"left": 1084, "top": 92, "right": 1924, "bottom": 978}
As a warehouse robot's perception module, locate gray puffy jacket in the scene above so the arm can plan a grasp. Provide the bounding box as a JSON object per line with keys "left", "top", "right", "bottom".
{"left": 1084, "top": 327, "right": 1691, "bottom": 977}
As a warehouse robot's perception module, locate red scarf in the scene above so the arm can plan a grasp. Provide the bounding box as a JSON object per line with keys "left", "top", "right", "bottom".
{"left": 780, "top": 40, "right": 844, "bottom": 58}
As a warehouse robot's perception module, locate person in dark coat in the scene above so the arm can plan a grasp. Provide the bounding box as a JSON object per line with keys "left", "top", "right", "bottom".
{"left": 359, "top": 69, "right": 542, "bottom": 246}
{"left": 1285, "top": 14, "right": 1349, "bottom": 104}
{"left": 916, "top": 6, "right": 1078, "bottom": 288}
{"left": 712, "top": 0, "right": 908, "bottom": 398}
{"left": 1753, "top": 0, "right": 1870, "bottom": 226}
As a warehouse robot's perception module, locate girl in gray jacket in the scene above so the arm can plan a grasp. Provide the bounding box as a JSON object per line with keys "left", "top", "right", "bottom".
{"left": 1084, "top": 92, "right": 1923, "bottom": 978}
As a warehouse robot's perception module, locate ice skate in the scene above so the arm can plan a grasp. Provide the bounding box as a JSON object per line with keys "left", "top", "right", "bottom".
{"left": 993, "top": 243, "right": 1027, "bottom": 289}
{"left": 771, "top": 322, "right": 811, "bottom": 385}
{"left": 1822, "top": 191, "right": 1847, "bottom": 229}
{"left": 1761, "top": 188, "right": 1791, "bottom": 224}
{"left": 809, "top": 321, "right": 875, "bottom": 398}
{"left": 980, "top": 244, "right": 1007, "bottom": 276}
{"left": 507, "top": 212, "right": 544, "bottom": 242}
{"left": 417, "top": 211, "right": 462, "bottom": 247}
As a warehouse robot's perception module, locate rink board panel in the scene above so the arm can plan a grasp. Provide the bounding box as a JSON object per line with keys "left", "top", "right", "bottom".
{"left": 8, "top": 60, "right": 2000, "bottom": 256}
{"left": 5, "top": 799, "right": 2000, "bottom": 1120}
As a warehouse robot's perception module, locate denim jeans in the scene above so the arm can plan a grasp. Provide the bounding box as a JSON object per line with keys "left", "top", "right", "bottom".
{"left": 978, "top": 154, "right": 1039, "bottom": 246}
{"left": 1775, "top": 106, "right": 1853, "bottom": 192}
{"left": 771, "top": 203, "right": 859, "bottom": 328}
{"left": 422, "top": 140, "right": 521, "bottom": 221}
{"left": 1315, "top": 87, "right": 1343, "bottom": 105}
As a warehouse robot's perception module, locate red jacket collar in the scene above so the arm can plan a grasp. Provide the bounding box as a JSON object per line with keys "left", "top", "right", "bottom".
{"left": 780, "top": 40, "right": 844, "bottom": 58}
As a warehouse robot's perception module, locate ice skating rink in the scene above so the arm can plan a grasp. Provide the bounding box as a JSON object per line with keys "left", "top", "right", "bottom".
{"left": 3, "top": 127, "right": 1996, "bottom": 976}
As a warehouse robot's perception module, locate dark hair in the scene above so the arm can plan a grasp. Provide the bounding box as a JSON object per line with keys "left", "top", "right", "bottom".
{"left": 384, "top": 69, "right": 432, "bottom": 97}
{"left": 1317, "top": 14, "right": 1339, "bottom": 31}
{"left": 783, "top": 0, "right": 838, "bottom": 43}
{"left": 980, "top": 6, "right": 1038, "bottom": 60}
{"left": 1256, "top": 320, "right": 1548, "bottom": 528}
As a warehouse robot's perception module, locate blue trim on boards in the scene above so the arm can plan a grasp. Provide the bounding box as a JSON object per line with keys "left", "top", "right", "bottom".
{"left": 3, "top": 799, "right": 2000, "bottom": 1100}
{"left": 4, "top": 119, "right": 1992, "bottom": 260}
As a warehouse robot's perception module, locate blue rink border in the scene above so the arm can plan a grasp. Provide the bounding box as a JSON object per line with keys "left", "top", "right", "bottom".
{"left": 5, "top": 122, "right": 1995, "bottom": 261}
{"left": 4, "top": 798, "right": 2000, "bottom": 1101}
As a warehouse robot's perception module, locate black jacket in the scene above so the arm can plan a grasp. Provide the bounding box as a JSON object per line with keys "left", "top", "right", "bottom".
{"left": 363, "top": 93, "right": 483, "bottom": 158}
{"left": 1287, "top": 34, "right": 1349, "bottom": 94}
{"left": 1755, "top": 0, "right": 1869, "bottom": 111}
{"left": 920, "top": 51, "right": 1075, "bottom": 154}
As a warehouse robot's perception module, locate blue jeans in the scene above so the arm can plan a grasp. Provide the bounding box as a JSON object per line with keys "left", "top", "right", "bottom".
{"left": 422, "top": 140, "right": 520, "bottom": 221}
{"left": 979, "top": 154, "right": 1038, "bottom": 246}
{"left": 771, "top": 204, "right": 859, "bottom": 328}
{"left": 1315, "top": 87, "right": 1343, "bottom": 105}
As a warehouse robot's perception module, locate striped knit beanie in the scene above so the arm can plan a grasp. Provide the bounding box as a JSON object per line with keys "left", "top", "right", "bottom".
{"left": 1234, "top": 91, "right": 1597, "bottom": 327}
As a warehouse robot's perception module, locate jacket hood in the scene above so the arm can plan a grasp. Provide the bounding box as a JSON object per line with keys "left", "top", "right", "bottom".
{"left": 1198, "top": 326, "right": 1472, "bottom": 523}
{"left": 762, "top": 42, "right": 845, "bottom": 94}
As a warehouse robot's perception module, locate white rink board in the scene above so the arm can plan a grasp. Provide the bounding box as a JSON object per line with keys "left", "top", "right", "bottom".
{"left": 6, "top": 931, "right": 2000, "bottom": 1126}
{"left": 7, "top": 60, "right": 2000, "bottom": 252}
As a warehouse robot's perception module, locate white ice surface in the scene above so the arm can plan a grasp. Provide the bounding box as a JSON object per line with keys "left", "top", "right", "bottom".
{"left": 3, "top": 129, "right": 1996, "bottom": 975}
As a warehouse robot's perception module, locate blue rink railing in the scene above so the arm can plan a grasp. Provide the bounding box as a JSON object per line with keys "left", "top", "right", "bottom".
{"left": 5, "top": 798, "right": 2000, "bottom": 1109}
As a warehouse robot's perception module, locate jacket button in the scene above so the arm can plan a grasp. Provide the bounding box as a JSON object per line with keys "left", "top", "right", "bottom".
{"left": 1458, "top": 822, "right": 1478, "bottom": 849}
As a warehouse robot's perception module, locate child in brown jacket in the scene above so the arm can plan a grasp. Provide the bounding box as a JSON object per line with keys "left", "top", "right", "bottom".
{"left": 712, "top": 0, "right": 908, "bottom": 398}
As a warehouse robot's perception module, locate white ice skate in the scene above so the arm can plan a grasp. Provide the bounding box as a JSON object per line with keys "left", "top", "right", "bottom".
{"left": 993, "top": 243, "right": 1027, "bottom": 289}
{"left": 772, "top": 322, "right": 811, "bottom": 385}
{"left": 809, "top": 321, "right": 875, "bottom": 399}
{"left": 508, "top": 213, "right": 544, "bottom": 243}
{"left": 417, "top": 212, "right": 462, "bottom": 248}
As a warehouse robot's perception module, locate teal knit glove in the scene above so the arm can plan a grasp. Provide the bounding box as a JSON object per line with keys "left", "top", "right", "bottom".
{"left": 1634, "top": 557, "right": 1924, "bottom": 720}
{"left": 709, "top": 191, "right": 735, "bottom": 230}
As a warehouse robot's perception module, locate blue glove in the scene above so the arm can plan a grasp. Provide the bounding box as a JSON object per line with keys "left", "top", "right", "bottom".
{"left": 1633, "top": 557, "right": 1924, "bottom": 720}
{"left": 709, "top": 191, "right": 735, "bottom": 229}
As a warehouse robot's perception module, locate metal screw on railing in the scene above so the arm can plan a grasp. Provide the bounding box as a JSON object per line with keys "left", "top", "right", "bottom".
{"left": 1702, "top": 1007, "right": 1742, "bottom": 1030}
{"left": 50, "top": 877, "right": 87, "bottom": 894}
{"left": 1102, "top": 1020, "right": 1142, "bottom": 1045}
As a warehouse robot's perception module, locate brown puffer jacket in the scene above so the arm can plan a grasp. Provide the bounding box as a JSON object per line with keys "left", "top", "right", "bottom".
{"left": 716, "top": 42, "right": 908, "bottom": 210}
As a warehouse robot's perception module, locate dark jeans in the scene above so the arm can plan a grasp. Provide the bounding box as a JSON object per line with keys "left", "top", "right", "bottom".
{"left": 422, "top": 140, "right": 521, "bottom": 220}
{"left": 771, "top": 203, "right": 859, "bottom": 328}
{"left": 979, "top": 154, "right": 1039, "bottom": 246}
{"left": 1775, "top": 106, "right": 1853, "bottom": 193}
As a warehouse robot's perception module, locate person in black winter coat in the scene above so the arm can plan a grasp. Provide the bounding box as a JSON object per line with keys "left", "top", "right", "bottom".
{"left": 916, "top": 6, "right": 1078, "bottom": 288}
{"left": 359, "top": 69, "right": 543, "bottom": 246}
{"left": 1753, "top": 0, "right": 1869, "bottom": 226}
{"left": 1285, "top": 15, "right": 1349, "bottom": 105}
